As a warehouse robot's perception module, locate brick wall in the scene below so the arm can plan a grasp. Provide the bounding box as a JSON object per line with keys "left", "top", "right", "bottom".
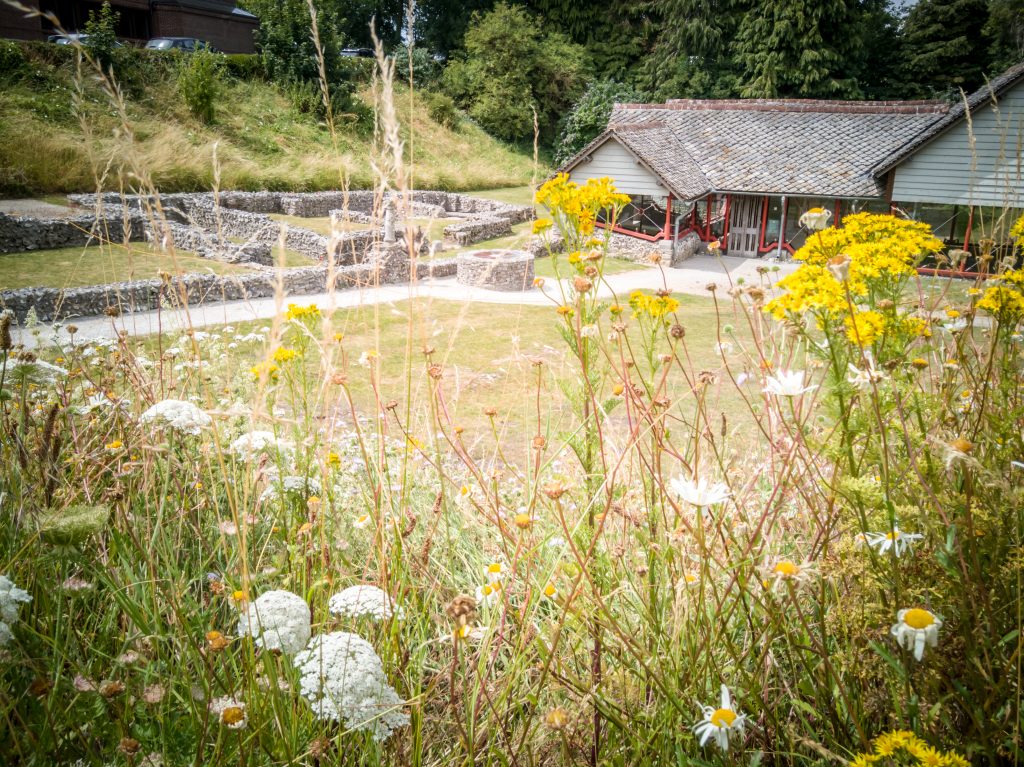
{"left": 0, "top": 1, "right": 44, "bottom": 41}
{"left": 150, "top": 5, "right": 256, "bottom": 53}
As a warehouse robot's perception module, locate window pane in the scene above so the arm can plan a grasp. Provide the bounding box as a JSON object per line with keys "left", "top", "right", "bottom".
{"left": 763, "top": 197, "right": 783, "bottom": 245}
{"left": 601, "top": 195, "right": 667, "bottom": 237}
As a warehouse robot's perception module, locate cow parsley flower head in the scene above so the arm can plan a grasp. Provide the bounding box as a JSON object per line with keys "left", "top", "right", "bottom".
{"left": 237, "top": 590, "right": 311, "bottom": 655}
{"left": 229, "top": 431, "right": 291, "bottom": 461}
{"left": 0, "top": 575, "right": 31, "bottom": 647}
{"left": 140, "top": 399, "right": 211, "bottom": 436}
{"left": 328, "top": 585, "right": 403, "bottom": 621}
{"left": 259, "top": 475, "right": 322, "bottom": 504}
{"left": 294, "top": 631, "right": 410, "bottom": 742}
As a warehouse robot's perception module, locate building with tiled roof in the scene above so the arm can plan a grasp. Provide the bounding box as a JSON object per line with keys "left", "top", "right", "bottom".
{"left": 558, "top": 63, "right": 1024, "bottom": 259}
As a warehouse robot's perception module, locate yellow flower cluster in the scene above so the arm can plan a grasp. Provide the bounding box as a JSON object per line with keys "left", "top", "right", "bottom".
{"left": 977, "top": 267, "right": 1024, "bottom": 321}
{"left": 536, "top": 173, "right": 630, "bottom": 237}
{"left": 629, "top": 290, "right": 680, "bottom": 319}
{"left": 845, "top": 309, "right": 886, "bottom": 346}
{"left": 250, "top": 361, "right": 279, "bottom": 381}
{"left": 851, "top": 730, "right": 968, "bottom": 767}
{"left": 1010, "top": 212, "right": 1024, "bottom": 248}
{"left": 768, "top": 214, "right": 941, "bottom": 321}
{"left": 273, "top": 347, "right": 298, "bottom": 363}
{"left": 284, "top": 303, "right": 320, "bottom": 321}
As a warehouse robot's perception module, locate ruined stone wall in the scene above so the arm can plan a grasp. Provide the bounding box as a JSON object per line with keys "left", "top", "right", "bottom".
{"left": 0, "top": 210, "right": 146, "bottom": 254}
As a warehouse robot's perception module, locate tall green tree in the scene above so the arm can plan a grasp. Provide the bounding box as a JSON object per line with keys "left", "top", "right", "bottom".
{"left": 528, "top": 0, "right": 653, "bottom": 80}
{"left": 441, "top": 2, "right": 588, "bottom": 143}
{"left": 639, "top": 0, "right": 742, "bottom": 99}
{"left": 901, "top": 0, "right": 991, "bottom": 95}
{"left": 414, "top": 0, "right": 498, "bottom": 56}
{"left": 985, "top": 0, "right": 1024, "bottom": 72}
{"left": 554, "top": 79, "right": 640, "bottom": 163}
{"left": 336, "top": 0, "right": 406, "bottom": 49}
{"left": 734, "top": 0, "right": 864, "bottom": 98}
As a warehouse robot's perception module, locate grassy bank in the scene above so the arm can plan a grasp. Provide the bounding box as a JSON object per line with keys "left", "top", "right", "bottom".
{"left": 0, "top": 44, "right": 539, "bottom": 197}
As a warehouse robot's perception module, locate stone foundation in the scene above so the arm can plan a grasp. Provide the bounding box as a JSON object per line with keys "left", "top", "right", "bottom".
{"left": 456, "top": 249, "right": 534, "bottom": 292}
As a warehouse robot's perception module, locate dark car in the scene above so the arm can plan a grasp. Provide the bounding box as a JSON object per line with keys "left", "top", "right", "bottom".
{"left": 340, "top": 48, "right": 374, "bottom": 58}
{"left": 145, "top": 37, "right": 220, "bottom": 53}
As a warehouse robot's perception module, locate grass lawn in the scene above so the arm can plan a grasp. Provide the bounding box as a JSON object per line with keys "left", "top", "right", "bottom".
{"left": 172, "top": 293, "right": 758, "bottom": 461}
{"left": 267, "top": 214, "right": 373, "bottom": 237}
{"left": 469, "top": 185, "right": 536, "bottom": 208}
{"left": 533, "top": 255, "right": 645, "bottom": 279}
{"left": 0, "top": 242, "right": 254, "bottom": 290}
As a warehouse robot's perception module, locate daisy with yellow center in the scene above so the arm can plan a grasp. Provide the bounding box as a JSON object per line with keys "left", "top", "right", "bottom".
{"left": 863, "top": 527, "right": 924, "bottom": 557}
{"left": 693, "top": 685, "right": 747, "bottom": 751}
{"left": 542, "top": 582, "right": 558, "bottom": 600}
{"left": 484, "top": 562, "right": 505, "bottom": 583}
{"left": 353, "top": 514, "right": 371, "bottom": 529}
{"left": 891, "top": 608, "right": 942, "bottom": 661}
{"left": 768, "top": 559, "right": 814, "bottom": 589}
{"left": 105, "top": 440, "right": 123, "bottom": 451}
{"left": 475, "top": 581, "right": 502, "bottom": 606}
{"left": 513, "top": 512, "right": 533, "bottom": 530}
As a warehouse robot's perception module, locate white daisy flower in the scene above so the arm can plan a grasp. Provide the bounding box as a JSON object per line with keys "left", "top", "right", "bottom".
{"left": 352, "top": 513, "right": 372, "bottom": 529}
{"left": 891, "top": 608, "right": 942, "bottom": 661}
{"left": 484, "top": 562, "right": 505, "bottom": 584}
{"left": 847, "top": 354, "right": 887, "bottom": 389}
{"left": 475, "top": 581, "right": 502, "bottom": 606}
{"left": 693, "top": 684, "right": 747, "bottom": 751}
{"left": 670, "top": 476, "right": 731, "bottom": 508}
{"left": 863, "top": 527, "right": 923, "bottom": 557}
{"left": 763, "top": 369, "right": 817, "bottom": 397}
{"left": 209, "top": 696, "right": 248, "bottom": 730}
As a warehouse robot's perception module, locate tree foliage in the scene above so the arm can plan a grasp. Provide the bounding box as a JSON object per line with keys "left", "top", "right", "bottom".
{"left": 554, "top": 79, "right": 639, "bottom": 164}
{"left": 441, "top": 3, "right": 588, "bottom": 143}
{"left": 902, "top": 0, "right": 992, "bottom": 95}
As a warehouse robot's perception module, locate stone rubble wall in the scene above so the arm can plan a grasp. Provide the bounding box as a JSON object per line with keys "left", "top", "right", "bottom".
{"left": 1, "top": 258, "right": 458, "bottom": 324}
{"left": 0, "top": 209, "right": 146, "bottom": 254}
{"left": 456, "top": 251, "right": 534, "bottom": 292}
{"left": 444, "top": 216, "right": 513, "bottom": 246}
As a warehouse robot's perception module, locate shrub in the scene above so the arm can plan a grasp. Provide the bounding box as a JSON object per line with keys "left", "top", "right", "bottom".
{"left": 554, "top": 79, "right": 639, "bottom": 164}
{"left": 223, "top": 53, "right": 264, "bottom": 81}
{"left": 423, "top": 91, "right": 459, "bottom": 129}
{"left": 177, "top": 49, "right": 222, "bottom": 124}
{"left": 391, "top": 46, "right": 442, "bottom": 89}
{"left": 0, "top": 40, "right": 26, "bottom": 80}
{"left": 83, "top": 1, "right": 119, "bottom": 70}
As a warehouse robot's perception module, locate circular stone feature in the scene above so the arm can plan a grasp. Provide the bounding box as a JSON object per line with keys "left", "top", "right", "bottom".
{"left": 456, "top": 249, "right": 534, "bottom": 292}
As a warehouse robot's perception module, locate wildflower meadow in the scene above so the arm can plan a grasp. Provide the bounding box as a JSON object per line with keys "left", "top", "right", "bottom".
{"left": 1, "top": 166, "right": 1022, "bottom": 766}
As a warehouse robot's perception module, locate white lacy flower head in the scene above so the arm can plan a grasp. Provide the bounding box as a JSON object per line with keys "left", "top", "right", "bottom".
{"left": 139, "top": 399, "right": 211, "bottom": 436}
{"left": 5, "top": 358, "right": 68, "bottom": 387}
{"left": 328, "top": 585, "right": 403, "bottom": 621}
{"left": 209, "top": 696, "right": 248, "bottom": 729}
{"left": 259, "top": 475, "right": 322, "bottom": 504}
{"left": 0, "top": 575, "right": 32, "bottom": 647}
{"left": 763, "top": 369, "right": 817, "bottom": 397}
{"left": 847, "top": 358, "right": 888, "bottom": 389}
{"left": 229, "top": 430, "right": 292, "bottom": 461}
{"left": 237, "top": 590, "right": 311, "bottom": 655}
{"left": 891, "top": 608, "right": 942, "bottom": 661}
{"left": 294, "top": 631, "right": 410, "bottom": 742}
{"left": 863, "top": 527, "right": 923, "bottom": 557}
{"left": 670, "top": 476, "right": 730, "bottom": 508}
{"left": 693, "top": 684, "right": 747, "bottom": 751}
{"left": 798, "top": 207, "right": 832, "bottom": 232}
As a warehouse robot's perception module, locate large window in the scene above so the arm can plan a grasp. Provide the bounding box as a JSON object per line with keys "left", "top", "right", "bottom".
{"left": 784, "top": 198, "right": 835, "bottom": 251}
{"left": 599, "top": 195, "right": 668, "bottom": 238}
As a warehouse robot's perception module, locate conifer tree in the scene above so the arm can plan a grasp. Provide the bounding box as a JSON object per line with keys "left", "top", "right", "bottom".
{"left": 901, "top": 0, "right": 990, "bottom": 95}
{"left": 734, "top": 0, "right": 863, "bottom": 98}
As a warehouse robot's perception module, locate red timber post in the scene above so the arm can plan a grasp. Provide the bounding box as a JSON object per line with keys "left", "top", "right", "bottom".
{"left": 759, "top": 196, "right": 769, "bottom": 248}
{"left": 963, "top": 207, "right": 974, "bottom": 250}
{"left": 663, "top": 196, "right": 673, "bottom": 239}
{"left": 722, "top": 195, "right": 732, "bottom": 248}
{"left": 834, "top": 199, "right": 842, "bottom": 225}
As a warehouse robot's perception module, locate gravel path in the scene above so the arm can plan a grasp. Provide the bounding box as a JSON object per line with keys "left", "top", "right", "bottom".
{"left": 12, "top": 255, "right": 796, "bottom": 349}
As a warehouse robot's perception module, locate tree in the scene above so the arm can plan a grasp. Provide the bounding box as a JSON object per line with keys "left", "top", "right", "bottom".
{"left": 527, "top": 0, "right": 653, "bottom": 80}
{"left": 554, "top": 80, "right": 639, "bottom": 164}
{"left": 441, "top": 3, "right": 589, "bottom": 143}
{"left": 854, "top": 0, "right": 910, "bottom": 99}
{"left": 985, "top": 0, "right": 1024, "bottom": 72}
{"left": 734, "top": 0, "right": 864, "bottom": 98}
{"left": 639, "top": 0, "right": 742, "bottom": 99}
{"left": 335, "top": 0, "right": 406, "bottom": 49}
{"left": 414, "top": 0, "right": 499, "bottom": 56}
{"left": 901, "top": 0, "right": 991, "bottom": 96}
{"left": 83, "top": 1, "right": 120, "bottom": 70}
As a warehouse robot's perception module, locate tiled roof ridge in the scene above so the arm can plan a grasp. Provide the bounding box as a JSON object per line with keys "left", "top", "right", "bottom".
{"left": 617, "top": 99, "right": 949, "bottom": 115}
{"left": 610, "top": 121, "right": 669, "bottom": 131}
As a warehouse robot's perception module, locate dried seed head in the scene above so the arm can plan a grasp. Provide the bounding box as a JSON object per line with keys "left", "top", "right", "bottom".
{"left": 670, "top": 323, "right": 685, "bottom": 339}
{"left": 445, "top": 595, "right": 477, "bottom": 626}
{"left": 573, "top": 276, "right": 592, "bottom": 294}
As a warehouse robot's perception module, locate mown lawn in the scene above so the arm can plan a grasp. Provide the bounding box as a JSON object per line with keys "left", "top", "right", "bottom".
{"left": 0, "top": 242, "right": 250, "bottom": 290}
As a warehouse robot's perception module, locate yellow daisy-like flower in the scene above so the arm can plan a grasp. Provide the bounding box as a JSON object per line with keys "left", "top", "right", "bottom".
{"left": 845, "top": 310, "right": 886, "bottom": 347}
{"left": 273, "top": 347, "right": 298, "bottom": 364}
{"left": 105, "top": 440, "right": 123, "bottom": 451}
{"left": 284, "top": 303, "right": 320, "bottom": 321}
{"left": 532, "top": 218, "right": 553, "bottom": 235}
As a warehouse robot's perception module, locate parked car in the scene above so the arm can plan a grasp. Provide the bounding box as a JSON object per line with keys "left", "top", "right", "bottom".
{"left": 48, "top": 33, "right": 123, "bottom": 47}
{"left": 145, "top": 37, "right": 220, "bottom": 53}
{"left": 340, "top": 48, "right": 373, "bottom": 58}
